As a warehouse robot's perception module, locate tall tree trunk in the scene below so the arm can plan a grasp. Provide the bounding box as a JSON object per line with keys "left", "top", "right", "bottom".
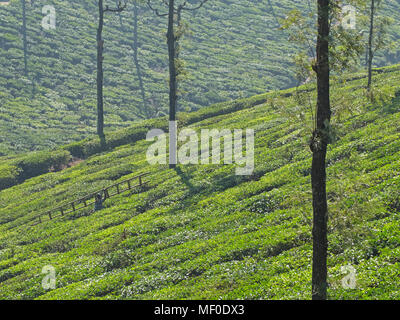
{"left": 311, "top": 0, "right": 331, "bottom": 301}
{"left": 267, "top": 0, "right": 280, "bottom": 27}
{"left": 367, "top": 0, "right": 375, "bottom": 91}
{"left": 132, "top": 2, "right": 148, "bottom": 118}
{"left": 175, "top": 8, "right": 182, "bottom": 114}
{"left": 167, "top": 0, "right": 177, "bottom": 168}
{"left": 22, "top": 0, "right": 28, "bottom": 76}
{"left": 97, "top": 0, "right": 105, "bottom": 139}
{"left": 116, "top": 0, "right": 123, "bottom": 28}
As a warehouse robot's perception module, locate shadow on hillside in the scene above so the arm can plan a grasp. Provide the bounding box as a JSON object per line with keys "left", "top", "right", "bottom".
{"left": 174, "top": 165, "right": 266, "bottom": 197}
{"left": 174, "top": 166, "right": 198, "bottom": 194}
{"left": 100, "top": 135, "right": 107, "bottom": 149}
{"left": 377, "top": 90, "right": 400, "bottom": 115}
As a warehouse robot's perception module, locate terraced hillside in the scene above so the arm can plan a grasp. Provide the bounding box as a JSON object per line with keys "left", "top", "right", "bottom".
{"left": 1, "top": 0, "right": 400, "bottom": 154}
{"left": 0, "top": 65, "right": 399, "bottom": 299}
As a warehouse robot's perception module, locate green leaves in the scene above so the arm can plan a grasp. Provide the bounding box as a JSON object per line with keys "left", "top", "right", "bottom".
{"left": 0, "top": 33, "right": 400, "bottom": 301}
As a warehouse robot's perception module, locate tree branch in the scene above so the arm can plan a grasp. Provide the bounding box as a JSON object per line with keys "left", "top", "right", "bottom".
{"left": 104, "top": 0, "right": 127, "bottom": 13}
{"left": 147, "top": 0, "right": 209, "bottom": 16}
{"left": 147, "top": 0, "right": 169, "bottom": 17}
{"left": 180, "top": 0, "right": 209, "bottom": 11}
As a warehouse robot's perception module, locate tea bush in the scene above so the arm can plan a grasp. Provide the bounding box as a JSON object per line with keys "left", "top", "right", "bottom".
{"left": 0, "top": 67, "right": 399, "bottom": 300}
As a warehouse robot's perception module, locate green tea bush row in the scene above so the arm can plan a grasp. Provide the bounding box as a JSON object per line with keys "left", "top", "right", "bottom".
{"left": 0, "top": 149, "right": 71, "bottom": 190}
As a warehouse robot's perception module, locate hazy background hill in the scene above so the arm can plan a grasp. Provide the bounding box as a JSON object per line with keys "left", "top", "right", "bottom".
{"left": 1, "top": 0, "right": 400, "bottom": 155}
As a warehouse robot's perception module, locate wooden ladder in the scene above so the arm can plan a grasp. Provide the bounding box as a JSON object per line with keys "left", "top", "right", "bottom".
{"left": 32, "top": 172, "right": 149, "bottom": 226}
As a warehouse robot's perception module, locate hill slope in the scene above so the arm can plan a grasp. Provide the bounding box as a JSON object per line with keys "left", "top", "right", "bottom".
{"left": 1, "top": 0, "right": 400, "bottom": 154}
{"left": 0, "top": 66, "right": 399, "bottom": 299}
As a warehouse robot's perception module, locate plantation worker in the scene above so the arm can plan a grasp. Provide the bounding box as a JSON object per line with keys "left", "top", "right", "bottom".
{"left": 94, "top": 191, "right": 106, "bottom": 211}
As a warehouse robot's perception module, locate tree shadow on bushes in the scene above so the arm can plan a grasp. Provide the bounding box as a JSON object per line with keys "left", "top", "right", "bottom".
{"left": 174, "top": 166, "right": 200, "bottom": 195}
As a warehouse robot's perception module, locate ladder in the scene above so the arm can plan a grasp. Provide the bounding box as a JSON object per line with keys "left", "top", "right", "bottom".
{"left": 32, "top": 172, "right": 149, "bottom": 226}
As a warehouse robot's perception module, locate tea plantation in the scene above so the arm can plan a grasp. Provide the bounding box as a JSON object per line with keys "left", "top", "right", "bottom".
{"left": 0, "top": 65, "right": 399, "bottom": 299}
{"left": 1, "top": 0, "right": 400, "bottom": 154}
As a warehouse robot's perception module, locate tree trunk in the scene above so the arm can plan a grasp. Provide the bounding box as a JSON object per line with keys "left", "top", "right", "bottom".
{"left": 167, "top": 0, "right": 177, "bottom": 168}
{"left": 132, "top": 2, "right": 148, "bottom": 118}
{"left": 311, "top": 0, "right": 331, "bottom": 301}
{"left": 22, "top": 0, "right": 28, "bottom": 76}
{"left": 116, "top": 0, "right": 123, "bottom": 28}
{"left": 97, "top": 0, "right": 105, "bottom": 139}
{"left": 267, "top": 0, "right": 280, "bottom": 27}
{"left": 175, "top": 7, "right": 182, "bottom": 114}
{"left": 367, "top": 0, "right": 375, "bottom": 90}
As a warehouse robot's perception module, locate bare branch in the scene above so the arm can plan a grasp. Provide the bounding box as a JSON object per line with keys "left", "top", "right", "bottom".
{"left": 104, "top": 0, "right": 127, "bottom": 13}
{"left": 148, "top": 0, "right": 209, "bottom": 15}
{"left": 147, "top": 0, "right": 169, "bottom": 17}
{"left": 180, "top": 0, "right": 209, "bottom": 11}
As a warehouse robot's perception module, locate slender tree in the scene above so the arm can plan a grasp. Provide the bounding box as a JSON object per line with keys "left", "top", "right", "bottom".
{"left": 167, "top": 0, "right": 177, "bottom": 124}
{"left": 309, "top": 0, "right": 330, "bottom": 300}
{"left": 132, "top": 1, "right": 148, "bottom": 118}
{"left": 365, "top": 0, "right": 391, "bottom": 92}
{"left": 112, "top": 1, "right": 149, "bottom": 119}
{"left": 367, "top": 0, "right": 376, "bottom": 90}
{"left": 115, "top": 0, "right": 124, "bottom": 28}
{"left": 96, "top": 0, "right": 127, "bottom": 139}
{"left": 282, "top": 0, "right": 365, "bottom": 300}
{"left": 147, "top": 0, "right": 208, "bottom": 168}
{"left": 267, "top": 0, "right": 280, "bottom": 28}
{"left": 21, "top": 0, "right": 28, "bottom": 76}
